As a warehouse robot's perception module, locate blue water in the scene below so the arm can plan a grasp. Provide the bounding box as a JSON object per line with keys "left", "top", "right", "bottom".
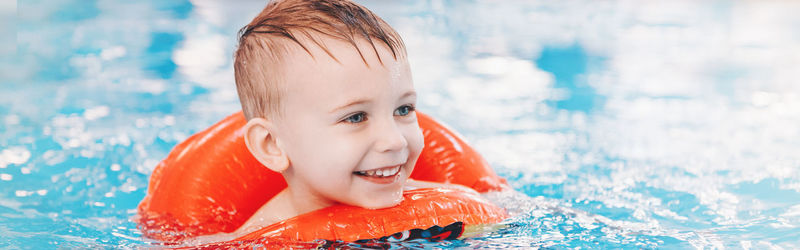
{"left": 3, "top": 0, "right": 800, "bottom": 248}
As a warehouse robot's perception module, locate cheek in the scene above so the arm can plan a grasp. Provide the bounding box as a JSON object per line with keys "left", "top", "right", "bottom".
{"left": 406, "top": 124, "right": 425, "bottom": 159}
{"left": 293, "top": 129, "right": 366, "bottom": 176}
{"left": 413, "top": 121, "right": 424, "bottom": 149}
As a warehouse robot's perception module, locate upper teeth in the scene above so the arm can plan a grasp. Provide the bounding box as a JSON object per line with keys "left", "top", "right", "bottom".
{"left": 357, "top": 165, "right": 401, "bottom": 177}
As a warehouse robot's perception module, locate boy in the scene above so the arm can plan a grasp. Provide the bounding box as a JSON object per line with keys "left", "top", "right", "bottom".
{"left": 225, "top": 0, "right": 476, "bottom": 240}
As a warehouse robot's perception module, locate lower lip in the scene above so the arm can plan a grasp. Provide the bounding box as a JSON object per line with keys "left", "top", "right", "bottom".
{"left": 355, "top": 168, "right": 402, "bottom": 185}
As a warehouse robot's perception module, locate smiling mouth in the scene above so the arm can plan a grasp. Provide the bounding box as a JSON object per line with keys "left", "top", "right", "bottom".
{"left": 353, "top": 164, "right": 402, "bottom": 178}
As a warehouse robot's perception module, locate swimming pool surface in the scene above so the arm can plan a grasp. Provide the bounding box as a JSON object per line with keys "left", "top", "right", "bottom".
{"left": 2, "top": 0, "right": 800, "bottom": 248}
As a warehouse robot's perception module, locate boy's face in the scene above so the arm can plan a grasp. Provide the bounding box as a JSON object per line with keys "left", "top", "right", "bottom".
{"left": 272, "top": 37, "right": 423, "bottom": 209}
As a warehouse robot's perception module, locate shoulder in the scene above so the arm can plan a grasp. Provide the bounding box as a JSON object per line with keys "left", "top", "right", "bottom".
{"left": 236, "top": 190, "right": 292, "bottom": 235}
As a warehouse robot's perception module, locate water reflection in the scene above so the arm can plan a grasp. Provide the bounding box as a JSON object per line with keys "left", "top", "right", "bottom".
{"left": 2, "top": 0, "right": 800, "bottom": 248}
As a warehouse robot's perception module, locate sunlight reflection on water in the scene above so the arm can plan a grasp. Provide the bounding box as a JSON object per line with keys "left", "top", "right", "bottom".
{"left": 1, "top": 0, "right": 799, "bottom": 248}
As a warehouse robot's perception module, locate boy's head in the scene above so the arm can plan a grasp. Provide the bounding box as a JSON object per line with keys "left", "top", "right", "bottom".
{"left": 234, "top": 0, "right": 405, "bottom": 120}
{"left": 234, "top": 0, "right": 423, "bottom": 210}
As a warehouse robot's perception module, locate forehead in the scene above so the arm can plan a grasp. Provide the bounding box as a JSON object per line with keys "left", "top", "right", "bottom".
{"left": 278, "top": 35, "right": 412, "bottom": 99}
{"left": 284, "top": 34, "right": 405, "bottom": 73}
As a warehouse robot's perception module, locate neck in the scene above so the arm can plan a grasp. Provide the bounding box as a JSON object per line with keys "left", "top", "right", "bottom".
{"left": 278, "top": 169, "right": 336, "bottom": 217}
{"left": 274, "top": 167, "right": 337, "bottom": 219}
{"left": 281, "top": 185, "right": 335, "bottom": 217}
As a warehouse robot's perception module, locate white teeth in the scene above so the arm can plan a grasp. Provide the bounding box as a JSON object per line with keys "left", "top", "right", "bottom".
{"left": 356, "top": 165, "right": 402, "bottom": 177}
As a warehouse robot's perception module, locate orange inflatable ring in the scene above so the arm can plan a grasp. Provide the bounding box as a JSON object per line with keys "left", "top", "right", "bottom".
{"left": 136, "top": 111, "right": 510, "bottom": 243}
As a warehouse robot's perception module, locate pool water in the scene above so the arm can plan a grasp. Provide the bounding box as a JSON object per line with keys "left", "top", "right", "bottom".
{"left": 3, "top": 0, "right": 800, "bottom": 248}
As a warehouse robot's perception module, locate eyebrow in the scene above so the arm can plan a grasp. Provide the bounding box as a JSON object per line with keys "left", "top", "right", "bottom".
{"left": 401, "top": 91, "right": 417, "bottom": 100}
{"left": 329, "top": 90, "right": 417, "bottom": 113}
{"left": 330, "top": 99, "right": 370, "bottom": 113}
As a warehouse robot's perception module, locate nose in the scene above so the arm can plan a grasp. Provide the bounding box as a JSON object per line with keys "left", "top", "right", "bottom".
{"left": 373, "top": 118, "right": 408, "bottom": 153}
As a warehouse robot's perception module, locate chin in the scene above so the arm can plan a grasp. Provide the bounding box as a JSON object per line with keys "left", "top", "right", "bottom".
{"left": 357, "top": 190, "right": 404, "bottom": 210}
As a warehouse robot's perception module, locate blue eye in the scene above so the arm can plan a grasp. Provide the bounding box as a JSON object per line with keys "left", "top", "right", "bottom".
{"left": 394, "top": 105, "right": 415, "bottom": 116}
{"left": 344, "top": 112, "right": 367, "bottom": 123}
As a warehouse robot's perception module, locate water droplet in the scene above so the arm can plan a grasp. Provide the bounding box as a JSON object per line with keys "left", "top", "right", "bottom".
{"left": 4, "top": 114, "right": 20, "bottom": 125}
{"left": 0, "top": 147, "right": 31, "bottom": 168}
{"left": 100, "top": 46, "right": 126, "bottom": 61}
{"left": 83, "top": 106, "right": 110, "bottom": 121}
{"left": 135, "top": 118, "right": 147, "bottom": 128}
{"left": 164, "top": 115, "right": 176, "bottom": 126}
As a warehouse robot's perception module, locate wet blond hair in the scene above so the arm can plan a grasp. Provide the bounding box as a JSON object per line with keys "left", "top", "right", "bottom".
{"left": 234, "top": 0, "right": 406, "bottom": 120}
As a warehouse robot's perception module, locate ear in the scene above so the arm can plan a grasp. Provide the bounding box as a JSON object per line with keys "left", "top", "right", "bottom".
{"left": 243, "top": 117, "right": 289, "bottom": 172}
